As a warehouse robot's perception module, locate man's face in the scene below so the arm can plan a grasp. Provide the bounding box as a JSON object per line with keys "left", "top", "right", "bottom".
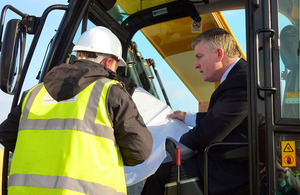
{"left": 194, "top": 41, "right": 222, "bottom": 82}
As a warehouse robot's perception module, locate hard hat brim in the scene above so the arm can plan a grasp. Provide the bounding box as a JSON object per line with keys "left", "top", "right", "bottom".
{"left": 73, "top": 46, "right": 127, "bottom": 67}
{"left": 118, "top": 58, "right": 127, "bottom": 67}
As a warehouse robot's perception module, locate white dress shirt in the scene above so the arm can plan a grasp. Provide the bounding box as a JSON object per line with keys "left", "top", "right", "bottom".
{"left": 184, "top": 58, "right": 240, "bottom": 126}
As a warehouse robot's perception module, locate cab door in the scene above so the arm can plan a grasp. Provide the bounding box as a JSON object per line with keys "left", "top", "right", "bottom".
{"left": 247, "top": 0, "right": 300, "bottom": 194}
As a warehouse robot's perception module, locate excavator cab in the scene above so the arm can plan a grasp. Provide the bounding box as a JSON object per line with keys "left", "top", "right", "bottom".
{"left": 1, "top": 0, "right": 300, "bottom": 194}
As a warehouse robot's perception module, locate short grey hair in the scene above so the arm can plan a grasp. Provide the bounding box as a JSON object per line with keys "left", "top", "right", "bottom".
{"left": 192, "top": 28, "right": 241, "bottom": 58}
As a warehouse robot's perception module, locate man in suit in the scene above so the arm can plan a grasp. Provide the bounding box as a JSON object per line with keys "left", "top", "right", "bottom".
{"left": 280, "top": 25, "right": 299, "bottom": 118}
{"left": 141, "top": 28, "right": 248, "bottom": 195}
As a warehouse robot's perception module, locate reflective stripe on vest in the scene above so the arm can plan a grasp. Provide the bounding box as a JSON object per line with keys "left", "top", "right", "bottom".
{"left": 9, "top": 78, "right": 126, "bottom": 195}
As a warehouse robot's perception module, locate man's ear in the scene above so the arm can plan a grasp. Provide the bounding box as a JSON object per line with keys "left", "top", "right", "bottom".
{"left": 103, "top": 57, "right": 118, "bottom": 72}
{"left": 102, "top": 58, "right": 111, "bottom": 67}
{"left": 105, "top": 58, "right": 114, "bottom": 68}
{"left": 217, "top": 48, "right": 224, "bottom": 62}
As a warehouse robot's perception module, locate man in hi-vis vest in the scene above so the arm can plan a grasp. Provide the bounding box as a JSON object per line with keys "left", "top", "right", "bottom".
{"left": 0, "top": 26, "right": 153, "bottom": 195}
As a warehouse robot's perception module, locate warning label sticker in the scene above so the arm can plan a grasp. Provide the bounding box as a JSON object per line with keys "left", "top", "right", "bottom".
{"left": 191, "top": 20, "right": 202, "bottom": 33}
{"left": 283, "top": 155, "right": 294, "bottom": 165}
{"left": 285, "top": 92, "right": 300, "bottom": 104}
{"left": 283, "top": 143, "right": 294, "bottom": 152}
{"left": 281, "top": 141, "right": 296, "bottom": 167}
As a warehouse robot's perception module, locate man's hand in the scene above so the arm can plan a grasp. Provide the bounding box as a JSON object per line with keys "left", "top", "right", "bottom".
{"left": 168, "top": 110, "right": 186, "bottom": 123}
{"left": 276, "top": 161, "right": 289, "bottom": 172}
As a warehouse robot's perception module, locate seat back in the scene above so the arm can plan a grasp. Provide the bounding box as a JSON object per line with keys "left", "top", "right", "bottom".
{"left": 203, "top": 142, "right": 248, "bottom": 195}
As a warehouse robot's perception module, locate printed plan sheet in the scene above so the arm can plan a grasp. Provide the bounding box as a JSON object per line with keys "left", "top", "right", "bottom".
{"left": 125, "top": 87, "right": 195, "bottom": 186}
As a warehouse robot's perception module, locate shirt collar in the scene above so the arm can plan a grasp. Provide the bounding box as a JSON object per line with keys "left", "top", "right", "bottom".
{"left": 220, "top": 58, "right": 240, "bottom": 83}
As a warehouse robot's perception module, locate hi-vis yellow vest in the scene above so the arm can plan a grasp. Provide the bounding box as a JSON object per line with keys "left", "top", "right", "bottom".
{"left": 8, "top": 78, "right": 127, "bottom": 195}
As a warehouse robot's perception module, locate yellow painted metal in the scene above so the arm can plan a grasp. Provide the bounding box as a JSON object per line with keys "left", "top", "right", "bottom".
{"left": 117, "top": 0, "right": 177, "bottom": 14}
{"left": 139, "top": 12, "right": 245, "bottom": 102}
{"left": 116, "top": 0, "right": 246, "bottom": 103}
{"left": 279, "top": 0, "right": 299, "bottom": 25}
{"left": 213, "top": 12, "right": 246, "bottom": 59}
{"left": 0, "top": 148, "right": 3, "bottom": 195}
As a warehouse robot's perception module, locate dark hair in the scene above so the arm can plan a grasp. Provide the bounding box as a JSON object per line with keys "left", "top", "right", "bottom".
{"left": 77, "top": 51, "right": 119, "bottom": 63}
{"left": 77, "top": 51, "right": 98, "bottom": 58}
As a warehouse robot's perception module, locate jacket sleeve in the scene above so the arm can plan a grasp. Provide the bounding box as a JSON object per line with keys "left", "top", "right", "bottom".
{"left": 0, "top": 104, "right": 21, "bottom": 152}
{"left": 180, "top": 74, "right": 247, "bottom": 150}
{"left": 107, "top": 85, "right": 153, "bottom": 166}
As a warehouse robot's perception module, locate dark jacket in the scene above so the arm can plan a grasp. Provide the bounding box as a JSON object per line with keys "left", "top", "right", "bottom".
{"left": 0, "top": 59, "right": 153, "bottom": 166}
{"left": 180, "top": 58, "right": 248, "bottom": 194}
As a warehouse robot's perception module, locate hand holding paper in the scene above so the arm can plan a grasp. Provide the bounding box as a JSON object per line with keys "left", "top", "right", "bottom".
{"left": 168, "top": 110, "right": 186, "bottom": 123}
{"left": 125, "top": 88, "right": 195, "bottom": 186}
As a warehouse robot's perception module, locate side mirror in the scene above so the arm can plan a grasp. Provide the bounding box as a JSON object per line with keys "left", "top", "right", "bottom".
{"left": 0, "top": 19, "right": 26, "bottom": 94}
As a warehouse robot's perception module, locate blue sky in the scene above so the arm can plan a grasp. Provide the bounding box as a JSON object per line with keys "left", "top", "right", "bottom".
{"left": 0, "top": 0, "right": 246, "bottom": 123}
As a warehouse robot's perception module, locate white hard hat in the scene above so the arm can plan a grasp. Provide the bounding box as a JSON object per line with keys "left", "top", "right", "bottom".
{"left": 73, "top": 26, "right": 126, "bottom": 66}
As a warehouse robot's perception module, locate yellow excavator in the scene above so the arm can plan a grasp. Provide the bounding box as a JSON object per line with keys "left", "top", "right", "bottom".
{"left": 0, "top": 0, "right": 299, "bottom": 194}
